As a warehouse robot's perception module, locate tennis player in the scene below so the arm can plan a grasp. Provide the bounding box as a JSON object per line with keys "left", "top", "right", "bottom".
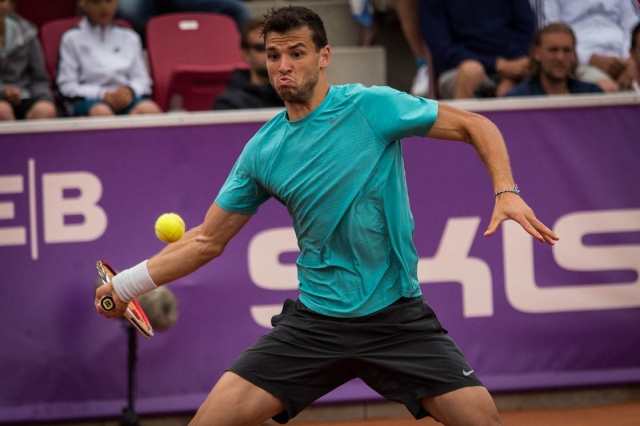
{"left": 96, "top": 6, "right": 559, "bottom": 425}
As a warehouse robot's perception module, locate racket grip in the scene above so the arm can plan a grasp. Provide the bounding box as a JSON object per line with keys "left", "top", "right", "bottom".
{"left": 100, "top": 295, "right": 116, "bottom": 312}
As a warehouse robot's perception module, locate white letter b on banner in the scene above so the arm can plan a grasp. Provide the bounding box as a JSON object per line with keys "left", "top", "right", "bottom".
{"left": 42, "top": 172, "right": 107, "bottom": 243}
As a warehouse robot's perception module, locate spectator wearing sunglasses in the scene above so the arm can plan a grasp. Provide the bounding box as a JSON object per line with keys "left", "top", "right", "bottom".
{"left": 213, "top": 16, "right": 284, "bottom": 111}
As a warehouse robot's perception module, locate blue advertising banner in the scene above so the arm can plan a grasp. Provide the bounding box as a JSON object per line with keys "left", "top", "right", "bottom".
{"left": 1, "top": 99, "right": 639, "bottom": 422}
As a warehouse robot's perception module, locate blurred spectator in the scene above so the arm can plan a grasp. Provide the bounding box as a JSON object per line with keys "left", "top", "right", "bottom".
{"left": 57, "top": 0, "right": 161, "bottom": 117}
{"left": 395, "top": 0, "right": 431, "bottom": 97}
{"left": 0, "top": 0, "right": 56, "bottom": 121}
{"left": 631, "top": 22, "right": 640, "bottom": 94}
{"left": 543, "top": 0, "right": 640, "bottom": 92}
{"left": 505, "top": 23, "right": 603, "bottom": 97}
{"left": 117, "top": 0, "right": 251, "bottom": 44}
{"left": 350, "top": 0, "right": 391, "bottom": 46}
{"left": 418, "top": 0, "right": 536, "bottom": 99}
{"left": 350, "top": 0, "right": 431, "bottom": 96}
{"left": 213, "top": 16, "right": 283, "bottom": 110}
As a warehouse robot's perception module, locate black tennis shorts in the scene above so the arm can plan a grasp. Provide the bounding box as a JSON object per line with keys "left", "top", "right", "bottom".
{"left": 228, "top": 297, "right": 483, "bottom": 424}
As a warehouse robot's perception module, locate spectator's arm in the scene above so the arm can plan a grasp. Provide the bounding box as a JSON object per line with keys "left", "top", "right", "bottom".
{"left": 26, "top": 38, "right": 54, "bottom": 102}
{"left": 125, "top": 37, "right": 153, "bottom": 97}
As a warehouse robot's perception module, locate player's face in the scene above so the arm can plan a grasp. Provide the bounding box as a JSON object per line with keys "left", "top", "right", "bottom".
{"left": 265, "top": 27, "right": 328, "bottom": 103}
{"left": 82, "top": 0, "right": 118, "bottom": 28}
{"left": 534, "top": 32, "right": 576, "bottom": 83}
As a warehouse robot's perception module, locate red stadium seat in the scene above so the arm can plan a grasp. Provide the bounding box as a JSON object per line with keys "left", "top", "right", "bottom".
{"left": 15, "top": 0, "right": 78, "bottom": 30}
{"left": 145, "top": 13, "right": 244, "bottom": 111}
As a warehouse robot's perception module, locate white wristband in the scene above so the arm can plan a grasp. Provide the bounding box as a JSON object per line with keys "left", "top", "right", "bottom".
{"left": 112, "top": 260, "right": 157, "bottom": 303}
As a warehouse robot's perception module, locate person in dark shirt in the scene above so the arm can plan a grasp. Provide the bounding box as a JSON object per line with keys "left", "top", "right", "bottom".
{"left": 506, "top": 23, "right": 603, "bottom": 97}
{"left": 419, "top": 0, "right": 535, "bottom": 99}
{"left": 213, "top": 16, "right": 284, "bottom": 110}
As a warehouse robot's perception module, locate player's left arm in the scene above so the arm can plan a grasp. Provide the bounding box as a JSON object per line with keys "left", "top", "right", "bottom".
{"left": 426, "top": 101, "right": 559, "bottom": 245}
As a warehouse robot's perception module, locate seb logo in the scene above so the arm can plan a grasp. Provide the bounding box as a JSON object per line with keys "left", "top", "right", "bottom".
{"left": 247, "top": 209, "right": 640, "bottom": 327}
{"left": 0, "top": 159, "right": 106, "bottom": 259}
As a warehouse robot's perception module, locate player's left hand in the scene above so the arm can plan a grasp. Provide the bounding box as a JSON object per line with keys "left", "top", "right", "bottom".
{"left": 483, "top": 192, "right": 559, "bottom": 245}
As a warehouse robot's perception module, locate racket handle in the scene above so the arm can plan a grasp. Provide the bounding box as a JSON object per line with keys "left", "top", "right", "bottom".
{"left": 100, "top": 295, "right": 116, "bottom": 312}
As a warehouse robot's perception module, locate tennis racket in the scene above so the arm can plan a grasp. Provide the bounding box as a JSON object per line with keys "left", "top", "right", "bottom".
{"left": 96, "top": 260, "right": 154, "bottom": 338}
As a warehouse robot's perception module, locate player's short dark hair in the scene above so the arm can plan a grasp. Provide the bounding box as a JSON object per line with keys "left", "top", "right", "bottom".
{"left": 632, "top": 22, "right": 640, "bottom": 50}
{"left": 262, "top": 5, "right": 328, "bottom": 52}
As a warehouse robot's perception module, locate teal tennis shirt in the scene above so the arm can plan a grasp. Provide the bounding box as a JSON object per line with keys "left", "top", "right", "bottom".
{"left": 215, "top": 84, "right": 439, "bottom": 317}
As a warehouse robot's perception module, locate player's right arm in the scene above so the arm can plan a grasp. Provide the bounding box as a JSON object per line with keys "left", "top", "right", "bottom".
{"left": 96, "top": 203, "right": 251, "bottom": 317}
{"left": 148, "top": 202, "right": 252, "bottom": 285}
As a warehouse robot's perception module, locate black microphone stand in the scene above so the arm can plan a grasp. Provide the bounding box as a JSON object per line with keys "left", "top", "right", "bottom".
{"left": 121, "top": 323, "right": 139, "bottom": 426}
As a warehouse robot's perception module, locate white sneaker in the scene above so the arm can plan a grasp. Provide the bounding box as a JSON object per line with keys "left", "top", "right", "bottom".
{"left": 411, "top": 64, "right": 430, "bottom": 97}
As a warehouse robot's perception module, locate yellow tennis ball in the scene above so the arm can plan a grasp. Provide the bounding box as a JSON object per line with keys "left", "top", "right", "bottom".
{"left": 155, "top": 213, "right": 185, "bottom": 243}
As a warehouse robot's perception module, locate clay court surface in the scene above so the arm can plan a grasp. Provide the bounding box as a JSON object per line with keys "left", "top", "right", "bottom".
{"left": 295, "top": 400, "right": 640, "bottom": 426}
{"left": 33, "top": 398, "right": 640, "bottom": 425}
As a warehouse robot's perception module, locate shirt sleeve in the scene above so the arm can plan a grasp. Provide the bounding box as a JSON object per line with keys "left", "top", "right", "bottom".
{"left": 125, "top": 33, "right": 153, "bottom": 97}
{"left": 27, "top": 37, "right": 54, "bottom": 102}
{"left": 215, "top": 142, "right": 271, "bottom": 215}
{"left": 356, "top": 86, "right": 439, "bottom": 142}
{"left": 621, "top": 0, "right": 640, "bottom": 54}
{"left": 542, "top": 0, "right": 560, "bottom": 24}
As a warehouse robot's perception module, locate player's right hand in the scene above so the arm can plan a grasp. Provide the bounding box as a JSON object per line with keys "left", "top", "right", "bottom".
{"left": 95, "top": 282, "right": 128, "bottom": 318}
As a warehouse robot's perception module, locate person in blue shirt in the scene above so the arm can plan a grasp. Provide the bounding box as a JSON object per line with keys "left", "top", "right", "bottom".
{"left": 506, "top": 23, "right": 603, "bottom": 97}
{"left": 96, "top": 6, "right": 559, "bottom": 425}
